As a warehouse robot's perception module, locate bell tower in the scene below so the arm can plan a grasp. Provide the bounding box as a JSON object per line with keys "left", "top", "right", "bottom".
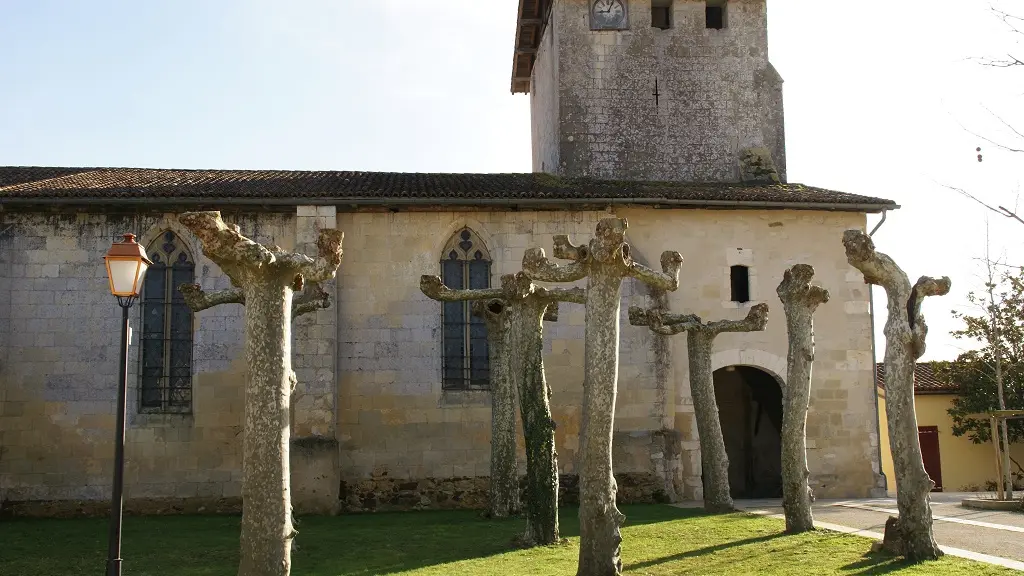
{"left": 511, "top": 0, "right": 786, "bottom": 184}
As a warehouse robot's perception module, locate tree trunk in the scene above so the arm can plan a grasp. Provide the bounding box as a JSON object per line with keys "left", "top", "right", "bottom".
{"left": 482, "top": 302, "right": 520, "bottom": 518}
{"left": 513, "top": 298, "right": 560, "bottom": 545}
{"left": 178, "top": 212, "right": 344, "bottom": 576}
{"left": 239, "top": 279, "right": 295, "bottom": 576}
{"left": 687, "top": 331, "right": 733, "bottom": 513}
{"left": 883, "top": 347, "right": 941, "bottom": 559}
{"left": 577, "top": 271, "right": 626, "bottom": 576}
{"left": 780, "top": 343, "right": 815, "bottom": 532}
{"left": 776, "top": 264, "right": 828, "bottom": 534}
{"left": 627, "top": 304, "right": 767, "bottom": 515}
{"left": 844, "top": 229, "right": 947, "bottom": 562}
{"left": 520, "top": 220, "right": 681, "bottom": 575}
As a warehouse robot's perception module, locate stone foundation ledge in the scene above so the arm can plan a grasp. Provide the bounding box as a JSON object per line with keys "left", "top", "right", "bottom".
{"left": 0, "top": 497, "right": 242, "bottom": 518}
{"left": 1, "top": 473, "right": 672, "bottom": 518}
{"left": 337, "top": 472, "right": 671, "bottom": 514}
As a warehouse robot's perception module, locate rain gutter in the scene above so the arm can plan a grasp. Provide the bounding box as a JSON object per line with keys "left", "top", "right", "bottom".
{"left": 0, "top": 195, "right": 900, "bottom": 213}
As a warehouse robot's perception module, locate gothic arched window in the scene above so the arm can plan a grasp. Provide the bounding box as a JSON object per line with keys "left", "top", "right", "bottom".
{"left": 440, "top": 228, "right": 491, "bottom": 390}
{"left": 139, "top": 231, "right": 195, "bottom": 413}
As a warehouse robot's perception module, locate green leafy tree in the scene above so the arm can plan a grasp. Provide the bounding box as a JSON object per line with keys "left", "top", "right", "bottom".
{"left": 941, "top": 268, "right": 1024, "bottom": 444}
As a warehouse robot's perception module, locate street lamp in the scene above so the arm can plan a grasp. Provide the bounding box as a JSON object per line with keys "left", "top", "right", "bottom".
{"left": 103, "top": 233, "right": 151, "bottom": 576}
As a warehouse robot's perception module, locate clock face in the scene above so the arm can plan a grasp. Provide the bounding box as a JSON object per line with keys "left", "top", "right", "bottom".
{"left": 591, "top": 0, "right": 628, "bottom": 30}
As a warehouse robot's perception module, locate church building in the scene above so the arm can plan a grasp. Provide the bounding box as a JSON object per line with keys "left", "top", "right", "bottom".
{"left": 0, "top": 0, "right": 893, "bottom": 515}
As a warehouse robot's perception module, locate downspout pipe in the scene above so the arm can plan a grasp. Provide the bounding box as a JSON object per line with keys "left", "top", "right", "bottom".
{"left": 868, "top": 209, "right": 888, "bottom": 495}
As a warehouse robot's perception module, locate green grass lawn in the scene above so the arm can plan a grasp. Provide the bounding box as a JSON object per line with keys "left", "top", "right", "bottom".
{"left": 0, "top": 505, "right": 1014, "bottom": 575}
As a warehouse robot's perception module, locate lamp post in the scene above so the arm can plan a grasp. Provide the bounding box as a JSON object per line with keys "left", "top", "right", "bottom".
{"left": 103, "top": 233, "right": 151, "bottom": 576}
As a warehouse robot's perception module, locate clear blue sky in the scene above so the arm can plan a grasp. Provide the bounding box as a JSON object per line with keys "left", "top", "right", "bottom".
{"left": 2, "top": 0, "right": 1022, "bottom": 360}
{"left": 0, "top": 0, "right": 530, "bottom": 171}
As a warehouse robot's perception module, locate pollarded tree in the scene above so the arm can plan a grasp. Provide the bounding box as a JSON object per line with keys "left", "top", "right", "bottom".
{"left": 776, "top": 264, "right": 829, "bottom": 533}
{"left": 503, "top": 273, "right": 583, "bottom": 546}
{"left": 843, "top": 229, "right": 949, "bottom": 562}
{"left": 420, "top": 276, "right": 520, "bottom": 519}
{"left": 523, "top": 219, "right": 682, "bottom": 576}
{"left": 471, "top": 298, "right": 522, "bottom": 519}
{"left": 629, "top": 304, "right": 769, "bottom": 513}
{"left": 421, "top": 271, "right": 584, "bottom": 544}
{"left": 177, "top": 211, "right": 344, "bottom": 576}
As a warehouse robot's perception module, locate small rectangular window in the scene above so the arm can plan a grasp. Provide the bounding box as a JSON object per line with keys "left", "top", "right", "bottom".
{"left": 730, "top": 265, "right": 750, "bottom": 303}
{"left": 652, "top": 0, "right": 672, "bottom": 30}
{"left": 706, "top": 1, "right": 726, "bottom": 29}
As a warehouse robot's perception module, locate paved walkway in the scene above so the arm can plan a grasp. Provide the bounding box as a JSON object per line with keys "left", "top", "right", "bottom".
{"left": 690, "top": 492, "right": 1024, "bottom": 571}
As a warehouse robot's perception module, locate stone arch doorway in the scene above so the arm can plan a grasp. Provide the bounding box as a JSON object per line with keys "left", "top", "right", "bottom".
{"left": 711, "top": 366, "right": 784, "bottom": 499}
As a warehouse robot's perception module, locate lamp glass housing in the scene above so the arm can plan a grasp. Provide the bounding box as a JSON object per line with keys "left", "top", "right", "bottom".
{"left": 104, "top": 233, "right": 152, "bottom": 297}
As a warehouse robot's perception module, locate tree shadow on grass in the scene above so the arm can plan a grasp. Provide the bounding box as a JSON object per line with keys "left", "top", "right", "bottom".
{"left": 839, "top": 552, "right": 929, "bottom": 575}
{"left": 0, "top": 515, "right": 240, "bottom": 576}
{"left": 296, "top": 504, "right": 697, "bottom": 576}
{"left": 625, "top": 533, "right": 785, "bottom": 571}
{"left": 0, "top": 504, "right": 698, "bottom": 576}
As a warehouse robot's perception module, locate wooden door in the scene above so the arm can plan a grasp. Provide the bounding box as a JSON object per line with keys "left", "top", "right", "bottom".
{"left": 918, "top": 426, "right": 943, "bottom": 492}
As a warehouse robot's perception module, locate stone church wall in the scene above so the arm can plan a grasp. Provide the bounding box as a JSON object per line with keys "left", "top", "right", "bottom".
{"left": 332, "top": 209, "right": 673, "bottom": 512}
{"left": 0, "top": 205, "right": 883, "bottom": 516}
{"left": 616, "top": 207, "right": 884, "bottom": 499}
{"left": 533, "top": 0, "right": 787, "bottom": 182}
{"left": 0, "top": 210, "right": 320, "bottom": 515}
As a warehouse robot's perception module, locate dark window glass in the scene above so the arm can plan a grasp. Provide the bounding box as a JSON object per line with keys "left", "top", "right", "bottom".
{"left": 139, "top": 232, "right": 194, "bottom": 413}
{"left": 706, "top": 4, "right": 725, "bottom": 29}
{"left": 652, "top": 6, "right": 671, "bottom": 29}
{"left": 439, "top": 229, "right": 492, "bottom": 391}
{"left": 730, "top": 265, "right": 750, "bottom": 303}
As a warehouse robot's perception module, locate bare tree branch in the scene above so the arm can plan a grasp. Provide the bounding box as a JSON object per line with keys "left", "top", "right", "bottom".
{"left": 909, "top": 275, "right": 954, "bottom": 358}
{"left": 419, "top": 275, "right": 504, "bottom": 301}
{"left": 179, "top": 281, "right": 332, "bottom": 319}
{"left": 987, "top": 105, "right": 1024, "bottom": 141}
{"left": 295, "top": 229, "right": 345, "bottom": 284}
{"left": 628, "top": 304, "right": 769, "bottom": 337}
{"left": 627, "top": 250, "right": 683, "bottom": 291}
{"left": 971, "top": 6, "right": 1024, "bottom": 67}
{"left": 178, "top": 211, "right": 345, "bottom": 288}
{"left": 522, "top": 247, "right": 590, "bottom": 283}
{"left": 940, "top": 183, "right": 1008, "bottom": 217}
{"left": 178, "top": 212, "right": 273, "bottom": 282}
{"left": 951, "top": 108, "right": 1024, "bottom": 154}
{"left": 291, "top": 282, "right": 331, "bottom": 319}
{"left": 539, "top": 286, "right": 587, "bottom": 306}
{"left": 552, "top": 235, "right": 589, "bottom": 261}
{"left": 956, "top": 121, "right": 1024, "bottom": 154}
{"left": 179, "top": 284, "right": 245, "bottom": 312}
{"left": 628, "top": 307, "right": 697, "bottom": 335}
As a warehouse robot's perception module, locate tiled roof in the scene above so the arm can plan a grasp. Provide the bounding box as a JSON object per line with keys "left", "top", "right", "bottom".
{"left": 0, "top": 167, "right": 96, "bottom": 188}
{"left": 875, "top": 362, "right": 959, "bottom": 394}
{"left": 0, "top": 167, "right": 898, "bottom": 211}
